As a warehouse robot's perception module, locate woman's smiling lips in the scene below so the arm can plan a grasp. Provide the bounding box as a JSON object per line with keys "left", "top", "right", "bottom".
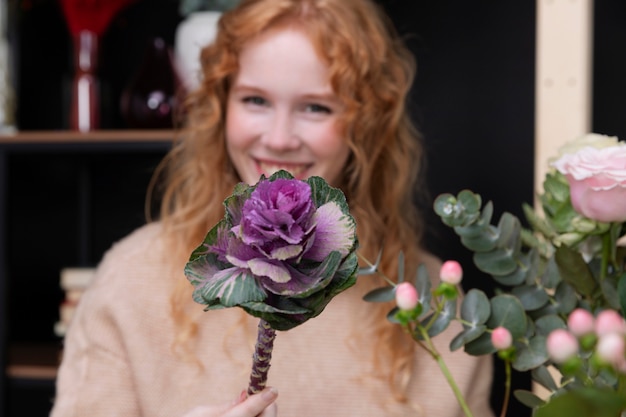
{"left": 255, "top": 159, "right": 312, "bottom": 179}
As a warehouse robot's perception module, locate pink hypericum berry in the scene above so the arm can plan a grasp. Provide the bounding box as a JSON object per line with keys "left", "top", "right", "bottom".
{"left": 395, "top": 282, "right": 419, "bottom": 311}
{"left": 546, "top": 329, "right": 579, "bottom": 364}
{"left": 440, "top": 260, "right": 463, "bottom": 285}
{"left": 595, "top": 310, "right": 626, "bottom": 337}
{"left": 491, "top": 326, "right": 513, "bottom": 350}
{"left": 568, "top": 308, "right": 595, "bottom": 337}
{"left": 596, "top": 332, "right": 626, "bottom": 366}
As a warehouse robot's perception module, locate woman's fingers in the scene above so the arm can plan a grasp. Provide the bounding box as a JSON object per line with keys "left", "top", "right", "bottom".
{"left": 182, "top": 387, "right": 278, "bottom": 417}
{"left": 228, "top": 387, "right": 278, "bottom": 417}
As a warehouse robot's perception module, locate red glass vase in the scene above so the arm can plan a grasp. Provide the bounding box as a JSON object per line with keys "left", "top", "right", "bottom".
{"left": 70, "top": 30, "right": 99, "bottom": 132}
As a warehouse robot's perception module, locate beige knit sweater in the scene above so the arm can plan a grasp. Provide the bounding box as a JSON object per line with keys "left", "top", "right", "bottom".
{"left": 50, "top": 223, "right": 495, "bottom": 417}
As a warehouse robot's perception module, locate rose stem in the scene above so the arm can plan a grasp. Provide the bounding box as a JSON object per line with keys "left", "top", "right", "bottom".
{"left": 247, "top": 319, "right": 276, "bottom": 396}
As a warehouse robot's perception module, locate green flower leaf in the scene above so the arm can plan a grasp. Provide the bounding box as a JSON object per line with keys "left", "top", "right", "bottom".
{"left": 535, "top": 387, "right": 626, "bottom": 417}
{"left": 195, "top": 266, "right": 267, "bottom": 307}
{"left": 513, "top": 335, "right": 548, "bottom": 371}
{"left": 601, "top": 276, "right": 621, "bottom": 310}
{"left": 523, "top": 202, "right": 556, "bottom": 239}
{"left": 555, "top": 244, "right": 597, "bottom": 297}
{"left": 618, "top": 273, "right": 626, "bottom": 318}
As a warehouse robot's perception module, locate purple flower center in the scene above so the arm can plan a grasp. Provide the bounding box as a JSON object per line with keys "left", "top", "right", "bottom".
{"left": 240, "top": 178, "right": 314, "bottom": 251}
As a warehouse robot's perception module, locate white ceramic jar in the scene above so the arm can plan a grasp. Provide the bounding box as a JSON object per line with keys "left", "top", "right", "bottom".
{"left": 174, "top": 11, "right": 221, "bottom": 91}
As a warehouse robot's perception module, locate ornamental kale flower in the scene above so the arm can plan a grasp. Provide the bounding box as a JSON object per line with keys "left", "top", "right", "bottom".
{"left": 184, "top": 170, "right": 359, "bottom": 331}
{"left": 185, "top": 170, "right": 358, "bottom": 395}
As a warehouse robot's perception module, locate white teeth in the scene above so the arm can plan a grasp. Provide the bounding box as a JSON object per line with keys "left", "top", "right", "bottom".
{"left": 259, "top": 162, "right": 307, "bottom": 178}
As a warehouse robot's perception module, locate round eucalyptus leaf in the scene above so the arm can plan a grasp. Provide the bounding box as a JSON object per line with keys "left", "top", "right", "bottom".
{"left": 474, "top": 249, "right": 518, "bottom": 276}
{"left": 460, "top": 227, "right": 498, "bottom": 252}
{"left": 457, "top": 189, "right": 482, "bottom": 213}
{"left": 487, "top": 294, "right": 527, "bottom": 338}
{"left": 449, "top": 325, "right": 486, "bottom": 351}
{"left": 513, "top": 335, "right": 548, "bottom": 371}
{"left": 531, "top": 365, "right": 558, "bottom": 391}
{"left": 554, "top": 281, "right": 578, "bottom": 315}
{"left": 460, "top": 289, "right": 490, "bottom": 325}
{"left": 454, "top": 202, "right": 493, "bottom": 238}
{"left": 414, "top": 264, "right": 432, "bottom": 315}
{"left": 363, "top": 286, "right": 395, "bottom": 303}
{"left": 513, "top": 389, "right": 546, "bottom": 409}
{"left": 418, "top": 298, "right": 457, "bottom": 339}
{"left": 534, "top": 314, "right": 566, "bottom": 336}
{"left": 540, "top": 255, "right": 561, "bottom": 289}
{"left": 511, "top": 285, "right": 550, "bottom": 311}
{"left": 464, "top": 331, "right": 497, "bottom": 356}
{"left": 496, "top": 212, "right": 522, "bottom": 253}
{"left": 494, "top": 250, "right": 533, "bottom": 286}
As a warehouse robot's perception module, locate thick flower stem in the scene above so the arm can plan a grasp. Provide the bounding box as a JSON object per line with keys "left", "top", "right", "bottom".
{"left": 247, "top": 319, "right": 276, "bottom": 396}
{"left": 499, "top": 360, "right": 512, "bottom": 417}
{"left": 416, "top": 326, "right": 475, "bottom": 417}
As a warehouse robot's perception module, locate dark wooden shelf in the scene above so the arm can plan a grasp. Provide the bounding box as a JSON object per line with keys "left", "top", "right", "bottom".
{"left": 0, "top": 130, "right": 175, "bottom": 144}
{"left": 6, "top": 343, "right": 61, "bottom": 381}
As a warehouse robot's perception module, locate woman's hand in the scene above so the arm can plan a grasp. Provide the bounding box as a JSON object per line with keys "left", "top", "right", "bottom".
{"left": 182, "top": 387, "right": 278, "bottom": 417}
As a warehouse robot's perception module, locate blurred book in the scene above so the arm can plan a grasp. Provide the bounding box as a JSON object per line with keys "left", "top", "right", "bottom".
{"left": 54, "top": 267, "right": 96, "bottom": 337}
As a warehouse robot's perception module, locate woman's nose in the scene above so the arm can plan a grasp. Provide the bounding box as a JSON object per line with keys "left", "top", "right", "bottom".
{"left": 261, "top": 111, "right": 300, "bottom": 150}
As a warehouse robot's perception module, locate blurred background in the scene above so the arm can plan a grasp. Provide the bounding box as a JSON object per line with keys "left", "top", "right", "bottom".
{"left": 1, "top": 0, "right": 625, "bottom": 415}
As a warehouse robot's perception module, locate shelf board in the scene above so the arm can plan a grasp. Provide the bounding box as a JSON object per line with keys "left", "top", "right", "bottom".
{"left": 0, "top": 129, "right": 175, "bottom": 144}
{"left": 6, "top": 342, "right": 61, "bottom": 381}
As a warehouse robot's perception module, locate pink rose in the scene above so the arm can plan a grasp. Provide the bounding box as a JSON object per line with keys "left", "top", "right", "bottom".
{"left": 491, "top": 326, "right": 513, "bottom": 350}
{"left": 552, "top": 140, "right": 626, "bottom": 223}
{"left": 440, "top": 260, "right": 463, "bottom": 285}
{"left": 395, "top": 282, "right": 419, "bottom": 311}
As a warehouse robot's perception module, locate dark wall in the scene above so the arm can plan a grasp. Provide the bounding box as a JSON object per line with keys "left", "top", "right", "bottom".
{"left": 593, "top": 1, "right": 626, "bottom": 138}
{"left": 377, "top": 2, "right": 536, "bottom": 416}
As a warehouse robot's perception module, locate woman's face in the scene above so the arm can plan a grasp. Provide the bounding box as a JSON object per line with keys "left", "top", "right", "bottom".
{"left": 225, "top": 27, "right": 350, "bottom": 187}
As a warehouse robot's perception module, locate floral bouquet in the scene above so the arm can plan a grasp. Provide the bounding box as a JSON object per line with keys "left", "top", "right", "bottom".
{"left": 184, "top": 170, "right": 358, "bottom": 395}
{"left": 364, "top": 133, "right": 626, "bottom": 417}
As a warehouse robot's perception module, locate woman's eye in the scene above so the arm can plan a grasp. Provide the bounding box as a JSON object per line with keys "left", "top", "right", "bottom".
{"left": 243, "top": 96, "right": 267, "bottom": 106}
{"left": 305, "top": 103, "right": 332, "bottom": 114}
